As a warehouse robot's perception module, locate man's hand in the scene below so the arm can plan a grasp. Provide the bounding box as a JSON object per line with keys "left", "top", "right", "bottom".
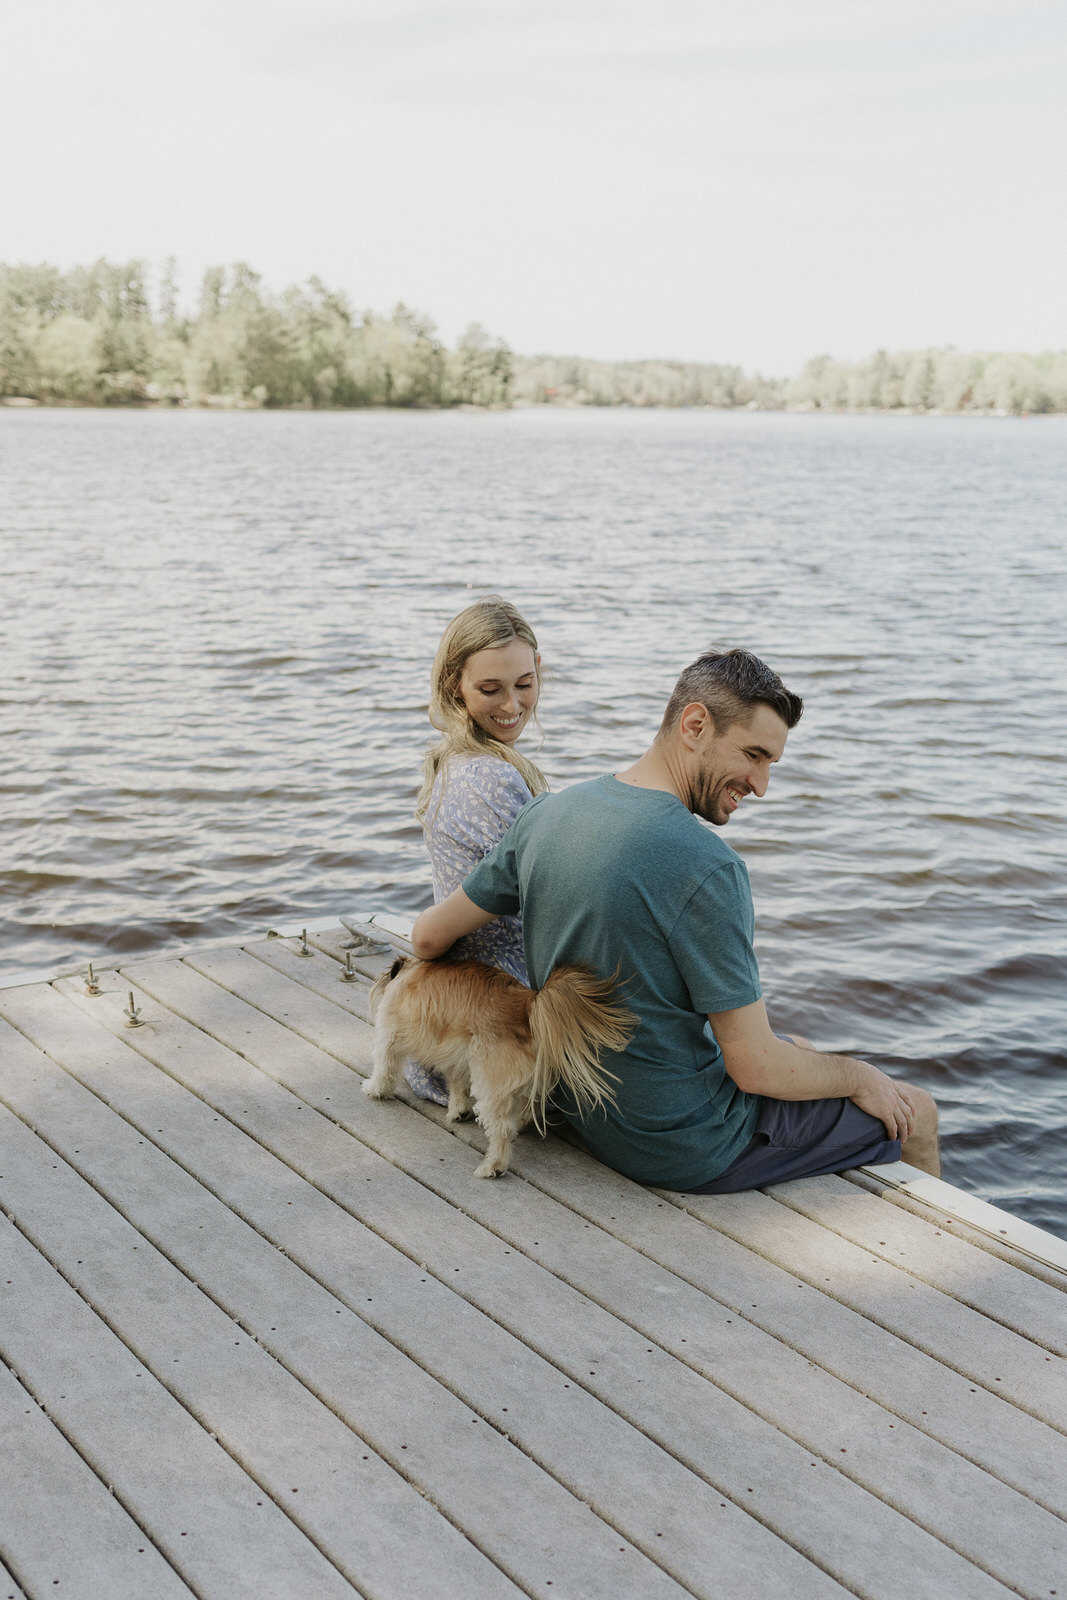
{"left": 846, "top": 1061, "right": 916, "bottom": 1143}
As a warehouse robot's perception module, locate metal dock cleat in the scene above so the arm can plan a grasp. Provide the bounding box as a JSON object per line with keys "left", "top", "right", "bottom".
{"left": 339, "top": 917, "right": 392, "bottom": 954}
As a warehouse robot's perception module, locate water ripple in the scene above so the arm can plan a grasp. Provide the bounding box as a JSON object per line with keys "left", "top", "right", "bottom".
{"left": 2, "top": 406, "right": 1065, "bottom": 1236}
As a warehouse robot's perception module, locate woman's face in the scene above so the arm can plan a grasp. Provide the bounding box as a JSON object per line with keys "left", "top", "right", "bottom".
{"left": 458, "top": 639, "right": 539, "bottom": 745}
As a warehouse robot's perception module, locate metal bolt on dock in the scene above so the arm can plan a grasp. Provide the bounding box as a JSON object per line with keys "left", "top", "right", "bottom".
{"left": 340, "top": 949, "right": 358, "bottom": 981}
{"left": 297, "top": 928, "right": 313, "bottom": 956}
{"left": 84, "top": 963, "right": 101, "bottom": 995}
{"left": 124, "top": 992, "right": 145, "bottom": 1028}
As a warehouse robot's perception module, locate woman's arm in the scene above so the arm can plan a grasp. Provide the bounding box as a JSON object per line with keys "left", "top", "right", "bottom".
{"left": 412, "top": 888, "right": 496, "bottom": 960}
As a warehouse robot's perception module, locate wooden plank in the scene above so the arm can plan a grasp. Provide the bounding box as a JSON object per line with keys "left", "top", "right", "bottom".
{"left": 0, "top": 1202, "right": 356, "bottom": 1600}
{"left": 0, "top": 1559, "right": 27, "bottom": 1600}
{"left": 180, "top": 944, "right": 1067, "bottom": 1516}
{"left": 4, "top": 972, "right": 895, "bottom": 1600}
{"left": 248, "top": 934, "right": 381, "bottom": 1023}
{"left": 665, "top": 1186, "right": 1067, "bottom": 1428}
{"left": 852, "top": 1164, "right": 1067, "bottom": 1283}
{"left": 490, "top": 1127, "right": 1067, "bottom": 1514}
{"left": 0, "top": 1004, "right": 673, "bottom": 1600}
{"left": 73, "top": 953, "right": 1054, "bottom": 1599}
{"left": 767, "top": 1173, "right": 1067, "bottom": 1351}
{"left": 12, "top": 979, "right": 857, "bottom": 1600}
{"left": 0, "top": 1359, "right": 195, "bottom": 1600}
{"left": 347, "top": 1103, "right": 1067, "bottom": 1600}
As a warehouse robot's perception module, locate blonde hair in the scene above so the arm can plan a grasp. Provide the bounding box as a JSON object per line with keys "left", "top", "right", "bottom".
{"left": 415, "top": 595, "right": 549, "bottom": 823}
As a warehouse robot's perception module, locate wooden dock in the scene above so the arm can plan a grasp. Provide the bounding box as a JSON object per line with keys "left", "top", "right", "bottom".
{"left": 1, "top": 919, "right": 1065, "bottom": 1600}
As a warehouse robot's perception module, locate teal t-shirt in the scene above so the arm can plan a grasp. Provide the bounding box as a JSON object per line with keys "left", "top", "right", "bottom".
{"left": 462, "top": 775, "right": 763, "bottom": 1189}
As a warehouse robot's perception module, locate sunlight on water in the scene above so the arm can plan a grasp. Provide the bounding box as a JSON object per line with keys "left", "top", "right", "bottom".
{"left": 2, "top": 406, "right": 1065, "bottom": 1235}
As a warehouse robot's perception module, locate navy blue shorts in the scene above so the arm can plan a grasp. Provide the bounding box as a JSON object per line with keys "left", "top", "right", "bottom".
{"left": 688, "top": 1094, "right": 901, "bottom": 1194}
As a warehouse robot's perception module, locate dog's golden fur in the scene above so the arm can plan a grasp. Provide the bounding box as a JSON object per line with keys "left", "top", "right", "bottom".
{"left": 363, "top": 956, "right": 635, "bottom": 1178}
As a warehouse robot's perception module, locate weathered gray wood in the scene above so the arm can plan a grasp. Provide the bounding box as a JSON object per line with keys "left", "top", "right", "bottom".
{"left": 0, "top": 1006, "right": 676, "bottom": 1600}
{"left": 772, "top": 1172, "right": 1067, "bottom": 1349}
{"left": 3, "top": 930, "right": 1064, "bottom": 1600}
{"left": 0, "top": 1358, "right": 195, "bottom": 1600}
{"left": 12, "top": 969, "right": 958, "bottom": 1600}
{"left": 0, "top": 1558, "right": 27, "bottom": 1600}
{"left": 849, "top": 1168, "right": 1067, "bottom": 1289}
{"left": 61, "top": 954, "right": 1060, "bottom": 1598}
{"left": 171, "top": 944, "right": 1067, "bottom": 1519}
{"left": 0, "top": 1202, "right": 357, "bottom": 1600}
{"left": 493, "top": 1127, "right": 1067, "bottom": 1511}
{"left": 14, "top": 977, "right": 846, "bottom": 1600}
{"left": 665, "top": 1185, "right": 1067, "bottom": 1428}
{"left": 246, "top": 934, "right": 381, "bottom": 1022}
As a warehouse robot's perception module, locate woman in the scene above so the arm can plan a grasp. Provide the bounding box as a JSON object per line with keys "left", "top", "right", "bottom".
{"left": 406, "top": 595, "right": 548, "bottom": 1103}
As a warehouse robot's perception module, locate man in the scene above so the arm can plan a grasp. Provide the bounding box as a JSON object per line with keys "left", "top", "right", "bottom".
{"left": 412, "top": 648, "right": 939, "bottom": 1191}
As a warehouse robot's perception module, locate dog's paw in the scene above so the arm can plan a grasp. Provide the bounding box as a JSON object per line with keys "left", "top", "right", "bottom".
{"left": 362, "top": 1078, "right": 389, "bottom": 1099}
{"left": 474, "top": 1158, "right": 508, "bottom": 1179}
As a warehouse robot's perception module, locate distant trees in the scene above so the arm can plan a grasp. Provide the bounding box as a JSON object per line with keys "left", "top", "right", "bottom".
{"left": 0, "top": 258, "right": 152, "bottom": 403}
{"left": 454, "top": 323, "right": 513, "bottom": 406}
{"left": 2, "top": 258, "right": 1065, "bottom": 413}
{"left": 508, "top": 353, "right": 779, "bottom": 409}
{"left": 784, "top": 347, "right": 1067, "bottom": 415}
{"left": 0, "top": 260, "right": 489, "bottom": 410}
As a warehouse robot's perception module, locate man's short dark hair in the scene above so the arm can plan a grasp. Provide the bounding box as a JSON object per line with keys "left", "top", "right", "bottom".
{"left": 657, "top": 648, "right": 803, "bottom": 738}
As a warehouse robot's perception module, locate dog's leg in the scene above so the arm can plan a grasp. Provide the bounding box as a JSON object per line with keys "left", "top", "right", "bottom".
{"left": 469, "top": 1047, "right": 524, "bottom": 1178}
{"left": 473, "top": 1097, "right": 523, "bottom": 1178}
{"left": 362, "top": 1019, "right": 407, "bottom": 1101}
{"left": 474, "top": 1115, "right": 518, "bottom": 1179}
{"left": 445, "top": 1064, "right": 474, "bottom": 1125}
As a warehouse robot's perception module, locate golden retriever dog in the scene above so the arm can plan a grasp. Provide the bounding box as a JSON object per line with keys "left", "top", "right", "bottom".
{"left": 363, "top": 956, "right": 635, "bottom": 1178}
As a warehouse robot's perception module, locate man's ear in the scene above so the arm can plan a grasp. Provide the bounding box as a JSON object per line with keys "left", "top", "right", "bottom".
{"left": 677, "top": 701, "right": 715, "bottom": 747}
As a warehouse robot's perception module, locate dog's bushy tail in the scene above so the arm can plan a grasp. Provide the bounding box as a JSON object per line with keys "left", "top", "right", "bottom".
{"left": 527, "top": 966, "right": 635, "bottom": 1131}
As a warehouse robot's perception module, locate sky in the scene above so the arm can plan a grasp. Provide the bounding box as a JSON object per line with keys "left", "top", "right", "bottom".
{"left": 2, "top": 0, "right": 1064, "bottom": 375}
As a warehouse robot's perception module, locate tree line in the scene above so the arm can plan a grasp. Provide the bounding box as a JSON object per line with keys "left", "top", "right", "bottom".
{"left": 784, "top": 348, "right": 1067, "bottom": 416}
{"left": 2, "top": 258, "right": 1064, "bottom": 414}
{"left": 0, "top": 259, "right": 511, "bottom": 409}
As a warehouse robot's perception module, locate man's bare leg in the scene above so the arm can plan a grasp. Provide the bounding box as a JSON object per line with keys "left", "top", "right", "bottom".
{"left": 900, "top": 1084, "right": 940, "bottom": 1176}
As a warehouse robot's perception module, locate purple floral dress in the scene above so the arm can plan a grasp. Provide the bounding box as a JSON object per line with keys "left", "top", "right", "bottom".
{"left": 404, "top": 753, "right": 533, "bottom": 1103}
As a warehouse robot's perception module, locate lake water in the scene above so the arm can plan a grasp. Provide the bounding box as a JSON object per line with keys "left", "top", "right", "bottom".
{"left": 2, "top": 405, "right": 1065, "bottom": 1238}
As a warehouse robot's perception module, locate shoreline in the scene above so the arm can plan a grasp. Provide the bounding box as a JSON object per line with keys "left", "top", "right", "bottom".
{"left": 2, "top": 395, "right": 1060, "bottom": 419}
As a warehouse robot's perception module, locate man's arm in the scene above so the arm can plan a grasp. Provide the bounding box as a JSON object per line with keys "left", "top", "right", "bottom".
{"left": 709, "top": 998, "right": 916, "bottom": 1142}
{"left": 411, "top": 887, "right": 496, "bottom": 960}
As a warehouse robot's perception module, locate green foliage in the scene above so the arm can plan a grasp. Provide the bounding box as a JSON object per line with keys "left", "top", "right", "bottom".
{"left": 2, "top": 258, "right": 1065, "bottom": 412}
{"left": 455, "top": 323, "right": 513, "bottom": 406}
{"left": 0, "top": 259, "right": 466, "bottom": 409}
{"left": 784, "top": 347, "right": 1067, "bottom": 414}
{"left": 0, "top": 258, "right": 154, "bottom": 403}
{"left": 508, "top": 352, "right": 774, "bottom": 408}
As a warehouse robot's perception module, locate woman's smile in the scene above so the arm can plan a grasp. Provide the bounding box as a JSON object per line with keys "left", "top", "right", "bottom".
{"left": 459, "top": 638, "right": 540, "bottom": 745}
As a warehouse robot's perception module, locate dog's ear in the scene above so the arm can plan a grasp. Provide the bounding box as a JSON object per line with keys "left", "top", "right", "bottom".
{"left": 388, "top": 955, "right": 407, "bottom": 981}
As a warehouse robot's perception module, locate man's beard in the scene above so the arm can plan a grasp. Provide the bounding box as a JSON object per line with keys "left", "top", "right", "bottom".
{"left": 691, "top": 761, "right": 732, "bottom": 826}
